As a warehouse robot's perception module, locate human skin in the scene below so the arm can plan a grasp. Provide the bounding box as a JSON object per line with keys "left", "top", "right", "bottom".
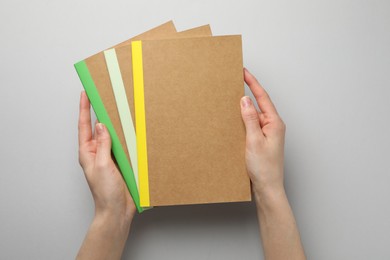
{"left": 240, "top": 68, "right": 306, "bottom": 260}
{"left": 76, "top": 92, "right": 136, "bottom": 260}
{"left": 76, "top": 68, "right": 305, "bottom": 260}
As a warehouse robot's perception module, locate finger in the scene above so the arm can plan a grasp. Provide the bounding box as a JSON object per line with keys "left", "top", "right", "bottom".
{"left": 95, "top": 123, "right": 112, "bottom": 166}
{"left": 240, "top": 96, "right": 264, "bottom": 140}
{"left": 244, "top": 68, "right": 278, "bottom": 116}
{"left": 78, "top": 91, "right": 92, "bottom": 145}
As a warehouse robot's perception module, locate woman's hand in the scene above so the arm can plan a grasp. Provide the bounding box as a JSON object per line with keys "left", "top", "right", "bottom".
{"left": 77, "top": 91, "right": 135, "bottom": 260}
{"left": 240, "top": 68, "right": 306, "bottom": 260}
{"left": 78, "top": 91, "right": 136, "bottom": 221}
{"left": 240, "top": 68, "right": 286, "bottom": 197}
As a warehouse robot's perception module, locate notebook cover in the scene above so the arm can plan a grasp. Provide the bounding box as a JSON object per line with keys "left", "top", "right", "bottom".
{"left": 133, "top": 36, "right": 251, "bottom": 207}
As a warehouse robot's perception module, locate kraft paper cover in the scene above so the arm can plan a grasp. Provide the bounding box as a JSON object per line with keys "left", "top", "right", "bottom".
{"left": 136, "top": 35, "right": 251, "bottom": 206}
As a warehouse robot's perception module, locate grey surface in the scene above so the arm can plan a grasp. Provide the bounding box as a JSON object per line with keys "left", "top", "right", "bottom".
{"left": 0, "top": 0, "right": 389, "bottom": 259}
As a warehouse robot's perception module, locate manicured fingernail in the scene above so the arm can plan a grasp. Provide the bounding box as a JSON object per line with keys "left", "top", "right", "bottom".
{"left": 241, "top": 96, "right": 251, "bottom": 108}
{"left": 96, "top": 123, "right": 105, "bottom": 135}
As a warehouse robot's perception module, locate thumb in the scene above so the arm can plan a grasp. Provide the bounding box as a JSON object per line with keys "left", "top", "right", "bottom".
{"left": 95, "top": 123, "right": 112, "bottom": 164}
{"left": 240, "top": 96, "right": 263, "bottom": 138}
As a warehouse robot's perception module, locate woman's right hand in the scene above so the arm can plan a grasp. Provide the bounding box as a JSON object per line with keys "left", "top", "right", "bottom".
{"left": 240, "top": 68, "right": 286, "bottom": 198}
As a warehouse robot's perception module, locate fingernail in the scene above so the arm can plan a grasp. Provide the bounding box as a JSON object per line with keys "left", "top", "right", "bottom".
{"left": 96, "top": 123, "right": 105, "bottom": 135}
{"left": 241, "top": 96, "right": 251, "bottom": 108}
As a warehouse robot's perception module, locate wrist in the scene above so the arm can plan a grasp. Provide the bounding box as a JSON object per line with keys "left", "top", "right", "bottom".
{"left": 253, "top": 184, "right": 288, "bottom": 212}
{"left": 78, "top": 208, "right": 131, "bottom": 260}
{"left": 95, "top": 202, "right": 136, "bottom": 226}
{"left": 94, "top": 209, "right": 133, "bottom": 232}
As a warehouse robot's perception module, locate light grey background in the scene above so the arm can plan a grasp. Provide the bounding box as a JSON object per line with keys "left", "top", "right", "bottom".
{"left": 0, "top": 0, "right": 389, "bottom": 259}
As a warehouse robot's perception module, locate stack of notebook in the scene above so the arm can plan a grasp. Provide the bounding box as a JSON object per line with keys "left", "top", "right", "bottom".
{"left": 75, "top": 21, "right": 251, "bottom": 213}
